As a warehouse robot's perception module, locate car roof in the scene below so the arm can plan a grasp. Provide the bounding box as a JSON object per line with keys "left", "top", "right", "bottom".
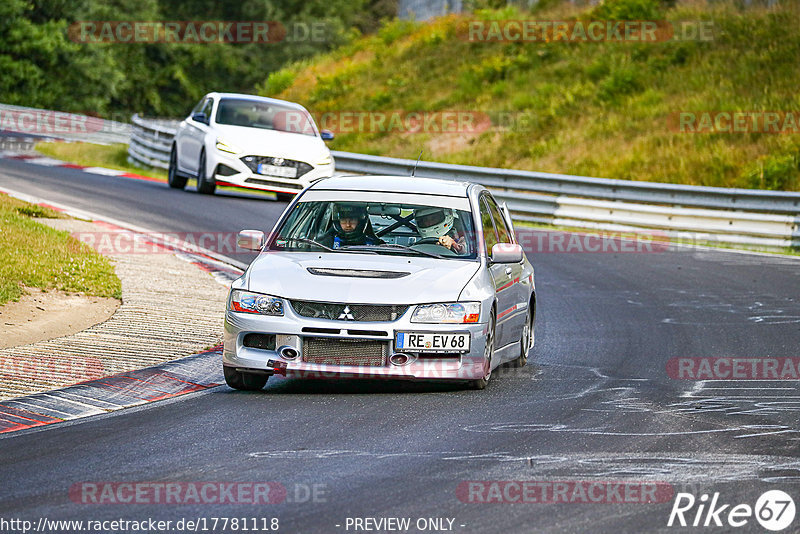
{"left": 310, "top": 175, "right": 474, "bottom": 197}
{"left": 206, "top": 92, "right": 307, "bottom": 111}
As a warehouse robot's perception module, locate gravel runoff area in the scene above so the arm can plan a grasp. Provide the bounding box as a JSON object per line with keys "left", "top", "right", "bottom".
{"left": 0, "top": 218, "right": 230, "bottom": 401}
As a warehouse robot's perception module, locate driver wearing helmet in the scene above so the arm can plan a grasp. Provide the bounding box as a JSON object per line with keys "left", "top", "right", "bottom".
{"left": 415, "top": 207, "right": 466, "bottom": 254}
{"left": 322, "top": 203, "right": 383, "bottom": 249}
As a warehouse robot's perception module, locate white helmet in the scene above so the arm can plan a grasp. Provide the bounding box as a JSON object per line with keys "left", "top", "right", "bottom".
{"left": 415, "top": 207, "right": 454, "bottom": 239}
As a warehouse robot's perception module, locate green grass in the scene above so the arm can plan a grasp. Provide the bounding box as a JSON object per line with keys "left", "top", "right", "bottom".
{"left": 36, "top": 142, "right": 168, "bottom": 181}
{"left": 0, "top": 194, "right": 122, "bottom": 306}
{"left": 260, "top": 0, "right": 800, "bottom": 191}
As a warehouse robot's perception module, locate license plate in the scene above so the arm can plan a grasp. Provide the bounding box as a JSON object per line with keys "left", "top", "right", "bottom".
{"left": 395, "top": 332, "right": 470, "bottom": 353}
{"left": 257, "top": 163, "right": 297, "bottom": 178}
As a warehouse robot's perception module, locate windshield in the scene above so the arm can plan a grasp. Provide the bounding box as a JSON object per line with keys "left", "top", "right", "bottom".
{"left": 269, "top": 200, "right": 478, "bottom": 260}
{"left": 215, "top": 98, "right": 317, "bottom": 136}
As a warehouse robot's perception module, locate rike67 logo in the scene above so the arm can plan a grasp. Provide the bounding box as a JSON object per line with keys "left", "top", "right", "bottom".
{"left": 668, "top": 490, "right": 795, "bottom": 531}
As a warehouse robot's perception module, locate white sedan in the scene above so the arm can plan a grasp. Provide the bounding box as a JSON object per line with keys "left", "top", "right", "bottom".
{"left": 168, "top": 92, "right": 335, "bottom": 198}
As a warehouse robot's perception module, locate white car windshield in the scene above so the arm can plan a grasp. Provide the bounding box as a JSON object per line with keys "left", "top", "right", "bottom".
{"left": 270, "top": 200, "right": 479, "bottom": 260}
{"left": 215, "top": 98, "right": 317, "bottom": 136}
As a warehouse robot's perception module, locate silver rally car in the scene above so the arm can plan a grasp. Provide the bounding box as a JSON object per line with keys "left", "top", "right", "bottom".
{"left": 223, "top": 175, "right": 535, "bottom": 390}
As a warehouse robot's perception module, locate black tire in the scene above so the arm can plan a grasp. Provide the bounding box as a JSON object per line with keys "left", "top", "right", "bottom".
{"left": 510, "top": 302, "right": 534, "bottom": 368}
{"left": 196, "top": 150, "right": 216, "bottom": 195}
{"left": 223, "top": 366, "right": 268, "bottom": 391}
{"left": 167, "top": 145, "right": 187, "bottom": 189}
{"left": 468, "top": 313, "right": 495, "bottom": 390}
{"left": 275, "top": 192, "right": 296, "bottom": 202}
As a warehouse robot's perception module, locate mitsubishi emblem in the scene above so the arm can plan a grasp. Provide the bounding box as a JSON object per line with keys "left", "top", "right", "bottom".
{"left": 338, "top": 306, "right": 355, "bottom": 321}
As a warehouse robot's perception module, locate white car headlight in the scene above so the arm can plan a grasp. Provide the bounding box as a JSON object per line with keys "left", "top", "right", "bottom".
{"left": 229, "top": 290, "right": 284, "bottom": 316}
{"left": 216, "top": 137, "right": 242, "bottom": 154}
{"left": 411, "top": 302, "right": 481, "bottom": 324}
{"left": 316, "top": 153, "right": 332, "bottom": 165}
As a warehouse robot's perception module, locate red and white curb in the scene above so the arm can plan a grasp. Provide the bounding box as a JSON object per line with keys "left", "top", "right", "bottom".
{"left": 0, "top": 185, "right": 247, "bottom": 282}
{"left": 0, "top": 346, "right": 223, "bottom": 435}
{"left": 0, "top": 150, "right": 164, "bottom": 183}
{"left": 0, "top": 187, "right": 249, "bottom": 433}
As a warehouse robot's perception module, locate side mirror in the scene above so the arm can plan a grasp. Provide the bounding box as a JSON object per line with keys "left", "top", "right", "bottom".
{"left": 191, "top": 112, "right": 208, "bottom": 125}
{"left": 490, "top": 243, "right": 523, "bottom": 264}
{"left": 320, "top": 129, "right": 334, "bottom": 141}
{"left": 237, "top": 230, "right": 265, "bottom": 251}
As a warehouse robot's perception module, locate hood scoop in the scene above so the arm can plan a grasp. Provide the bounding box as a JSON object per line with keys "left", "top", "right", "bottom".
{"left": 307, "top": 267, "right": 410, "bottom": 279}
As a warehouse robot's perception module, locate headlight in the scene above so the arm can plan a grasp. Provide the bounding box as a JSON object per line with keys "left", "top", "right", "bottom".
{"left": 316, "top": 154, "right": 332, "bottom": 165}
{"left": 216, "top": 137, "right": 242, "bottom": 154}
{"left": 411, "top": 302, "right": 481, "bottom": 324}
{"left": 229, "top": 290, "right": 284, "bottom": 316}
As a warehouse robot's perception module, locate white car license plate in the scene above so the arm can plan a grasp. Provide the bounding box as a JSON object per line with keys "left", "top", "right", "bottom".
{"left": 395, "top": 332, "right": 470, "bottom": 352}
{"left": 257, "top": 163, "right": 297, "bottom": 178}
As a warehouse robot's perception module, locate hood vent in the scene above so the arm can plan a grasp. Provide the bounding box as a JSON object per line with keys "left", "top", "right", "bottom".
{"left": 307, "top": 267, "right": 410, "bottom": 279}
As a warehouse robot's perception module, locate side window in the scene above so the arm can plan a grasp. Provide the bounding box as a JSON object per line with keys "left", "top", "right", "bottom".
{"left": 201, "top": 98, "right": 214, "bottom": 120}
{"left": 486, "top": 197, "right": 512, "bottom": 244}
{"left": 480, "top": 197, "right": 498, "bottom": 258}
{"left": 191, "top": 97, "right": 206, "bottom": 115}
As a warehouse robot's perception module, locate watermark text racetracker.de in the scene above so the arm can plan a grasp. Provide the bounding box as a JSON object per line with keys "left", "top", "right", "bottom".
{"left": 669, "top": 111, "right": 800, "bottom": 134}
{"left": 667, "top": 357, "right": 800, "bottom": 380}
{"left": 69, "top": 229, "right": 671, "bottom": 257}
{"left": 68, "top": 481, "right": 327, "bottom": 505}
{"left": 68, "top": 21, "right": 334, "bottom": 44}
{"left": 462, "top": 20, "right": 714, "bottom": 43}
{"left": 0, "top": 109, "right": 107, "bottom": 136}
{"left": 457, "top": 480, "right": 674, "bottom": 503}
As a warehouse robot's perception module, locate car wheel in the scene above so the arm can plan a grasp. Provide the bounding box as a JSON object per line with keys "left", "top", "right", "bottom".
{"left": 196, "top": 150, "right": 216, "bottom": 195}
{"left": 510, "top": 304, "right": 534, "bottom": 368}
{"left": 468, "top": 313, "right": 495, "bottom": 390}
{"left": 167, "top": 146, "right": 187, "bottom": 189}
{"left": 223, "top": 366, "right": 268, "bottom": 391}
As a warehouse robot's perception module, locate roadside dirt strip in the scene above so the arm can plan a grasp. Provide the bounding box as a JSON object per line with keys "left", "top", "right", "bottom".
{"left": 0, "top": 194, "right": 245, "bottom": 432}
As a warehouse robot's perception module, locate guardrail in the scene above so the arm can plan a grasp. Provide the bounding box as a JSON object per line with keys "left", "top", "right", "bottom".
{"left": 128, "top": 115, "right": 799, "bottom": 250}
{"left": 128, "top": 114, "right": 176, "bottom": 170}
{"left": 0, "top": 103, "right": 130, "bottom": 145}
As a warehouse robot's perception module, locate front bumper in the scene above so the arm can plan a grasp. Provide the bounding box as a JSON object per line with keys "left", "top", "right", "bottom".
{"left": 211, "top": 150, "right": 334, "bottom": 194}
{"left": 222, "top": 307, "right": 490, "bottom": 381}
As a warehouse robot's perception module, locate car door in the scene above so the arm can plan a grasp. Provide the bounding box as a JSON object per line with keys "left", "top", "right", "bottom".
{"left": 480, "top": 194, "right": 515, "bottom": 350}
{"left": 485, "top": 194, "right": 526, "bottom": 350}
{"left": 181, "top": 97, "right": 213, "bottom": 173}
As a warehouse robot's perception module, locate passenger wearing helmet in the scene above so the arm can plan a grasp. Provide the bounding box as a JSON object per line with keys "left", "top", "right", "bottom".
{"left": 321, "top": 203, "right": 383, "bottom": 249}
{"left": 415, "top": 207, "right": 467, "bottom": 254}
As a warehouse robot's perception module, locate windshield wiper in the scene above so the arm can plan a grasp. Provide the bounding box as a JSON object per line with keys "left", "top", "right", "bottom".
{"left": 279, "top": 238, "right": 379, "bottom": 254}
{"left": 342, "top": 243, "right": 442, "bottom": 259}
{"left": 278, "top": 237, "right": 335, "bottom": 252}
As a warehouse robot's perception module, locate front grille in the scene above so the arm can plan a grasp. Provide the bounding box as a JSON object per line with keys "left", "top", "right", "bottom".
{"left": 240, "top": 155, "right": 313, "bottom": 178}
{"left": 302, "top": 337, "right": 387, "bottom": 367}
{"left": 290, "top": 300, "right": 409, "bottom": 322}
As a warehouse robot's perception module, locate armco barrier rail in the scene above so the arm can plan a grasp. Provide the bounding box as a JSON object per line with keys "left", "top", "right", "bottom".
{"left": 127, "top": 115, "right": 799, "bottom": 249}
{"left": 0, "top": 103, "right": 130, "bottom": 145}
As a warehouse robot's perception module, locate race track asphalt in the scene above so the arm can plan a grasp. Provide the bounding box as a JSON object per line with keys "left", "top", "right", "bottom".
{"left": 1, "top": 158, "right": 799, "bottom": 533}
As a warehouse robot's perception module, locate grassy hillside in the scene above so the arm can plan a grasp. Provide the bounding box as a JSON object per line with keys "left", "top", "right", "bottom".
{"left": 259, "top": 0, "right": 800, "bottom": 190}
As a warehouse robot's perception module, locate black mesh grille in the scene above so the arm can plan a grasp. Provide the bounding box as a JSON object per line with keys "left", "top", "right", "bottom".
{"left": 302, "top": 337, "right": 387, "bottom": 367}
{"left": 290, "top": 301, "right": 409, "bottom": 322}
{"left": 240, "top": 156, "right": 313, "bottom": 178}
{"left": 244, "top": 177, "right": 304, "bottom": 190}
